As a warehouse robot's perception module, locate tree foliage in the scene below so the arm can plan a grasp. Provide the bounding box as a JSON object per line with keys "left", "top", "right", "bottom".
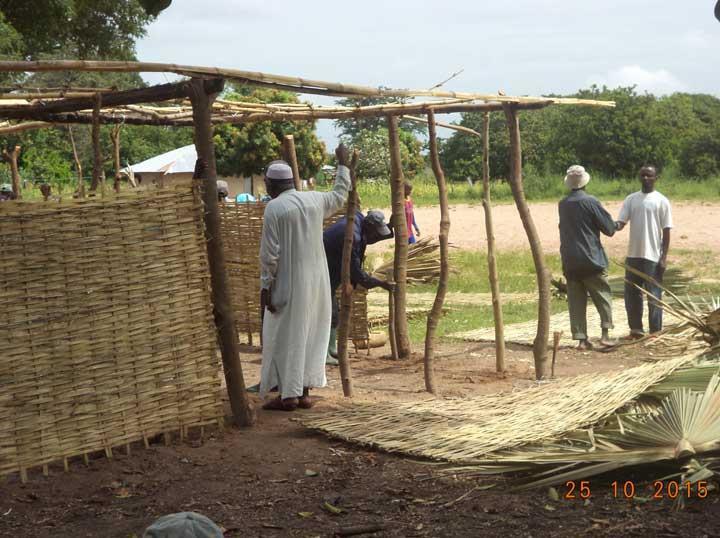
{"left": 440, "top": 86, "right": 720, "bottom": 181}
{"left": 214, "top": 87, "right": 326, "bottom": 179}
{"left": 334, "top": 95, "right": 425, "bottom": 181}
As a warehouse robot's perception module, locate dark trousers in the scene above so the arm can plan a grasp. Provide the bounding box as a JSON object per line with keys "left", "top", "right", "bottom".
{"left": 331, "top": 283, "right": 339, "bottom": 329}
{"left": 624, "top": 257, "right": 663, "bottom": 334}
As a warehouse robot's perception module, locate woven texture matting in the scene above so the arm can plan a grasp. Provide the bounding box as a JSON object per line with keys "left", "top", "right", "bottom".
{"left": 302, "top": 355, "right": 693, "bottom": 462}
{"left": 0, "top": 189, "right": 223, "bottom": 477}
{"left": 219, "top": 202, "right": 369, "bottom": 345}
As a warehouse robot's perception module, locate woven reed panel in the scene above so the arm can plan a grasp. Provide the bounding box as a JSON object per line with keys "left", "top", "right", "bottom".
{"left": 220, "top": 202, "right": 369, "bottom": 344}
{"left": 0, "top": 189, "right": 223, "bottom": 477}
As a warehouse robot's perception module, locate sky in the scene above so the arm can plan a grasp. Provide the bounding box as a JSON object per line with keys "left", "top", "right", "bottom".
{"left": 136, "top": 0, "right": 720, "bottom": 148}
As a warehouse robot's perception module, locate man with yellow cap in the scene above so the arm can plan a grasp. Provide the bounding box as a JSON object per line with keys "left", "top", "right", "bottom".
{"left": 259, "top": 144, "right": 350, "bottom": 411}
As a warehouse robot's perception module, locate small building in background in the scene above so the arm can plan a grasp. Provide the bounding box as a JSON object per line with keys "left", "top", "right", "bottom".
{"left": 122, "top": 144, "right": 265, "bottom": 197}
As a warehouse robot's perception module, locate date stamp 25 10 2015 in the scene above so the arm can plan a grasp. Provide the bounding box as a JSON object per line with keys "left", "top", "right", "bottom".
{"left": 564, "top": 480, "right": 710, "bottom": 500}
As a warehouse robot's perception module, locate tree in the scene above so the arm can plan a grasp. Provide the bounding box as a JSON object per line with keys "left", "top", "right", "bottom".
{"left": 335, "top": 94, "right": 425, "bottom": 138}
{"left": 0, "top": 1, "right": 171, "bottom": 61}
{"left": 214, "top": 88, "right": 326, "bottom": 179}
{"left": 0, "top": 11, "right": 23, "bottom": 85}
{"left": 341, "top": 126, "right": 424, "bottom": 181}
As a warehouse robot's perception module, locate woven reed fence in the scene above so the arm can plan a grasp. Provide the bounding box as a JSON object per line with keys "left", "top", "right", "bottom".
{"left": 0, "top": 189, "right": 223, "bottom": 479}
{"left": 219, "top": 202, "right": 369, "bottom": 347}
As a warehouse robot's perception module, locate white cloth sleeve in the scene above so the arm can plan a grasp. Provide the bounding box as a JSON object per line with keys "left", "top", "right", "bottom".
{"left": 321, "top": 165, "right": 351, "bottom": 218}
{"left": 661, "top": 198, "right": 673, "bottom": 229}
{"left": 260, "top": 208, "right": 280, "bottom": 290}
{"left": 618, "top": 196, "right": 631, "bottom": 223}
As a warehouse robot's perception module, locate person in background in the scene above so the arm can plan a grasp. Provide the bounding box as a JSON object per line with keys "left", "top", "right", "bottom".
{"left": 323, "top": 210, "right": 394, "bottom": 365}
{"left": 216, "top": 180, "right": 229, "bottom": 203}
{"left": 558, "top": 165, "right": 617, "bottom": 350}
{"left": 0, "top": 183, "right": 15, "bottom": 201}
{"left": 404, "top": 181, "right": 421, "bottom": 244}
{"left": 615, "top": 165, "right": 672, "bottom": 339}
{"left": 258, "top": 145, "right": 350, "bottom": 411}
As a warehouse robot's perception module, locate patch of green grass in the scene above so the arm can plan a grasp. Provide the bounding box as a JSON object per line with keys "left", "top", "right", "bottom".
{"left": 353, "top": 170, "right": 720, "bottom": 209}
{"left": 408, "top": 299, "right": 568, "bottom": 343}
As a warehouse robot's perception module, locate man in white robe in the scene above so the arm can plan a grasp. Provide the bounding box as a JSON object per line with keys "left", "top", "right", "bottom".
{"left": 259, "top": 144, "right": 351, "bottom": 411}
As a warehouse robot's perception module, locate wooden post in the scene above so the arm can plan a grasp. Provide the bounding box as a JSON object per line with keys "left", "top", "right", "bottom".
{"left": 503, "top": 104, "right": 550, "bottom": 379}
{"left": 188, "top": 77, "right": 255, "bottom": 427}
{"left": 336, "top": 150, "right": 360, "bottom": 398}
{"left": 423, "top": 110, "right": 450, "bottom": 394}
{"left": 90, "top": 93, "right": 103, "bottom": 192}
{"left": 388, "top": 286, "right": 399, "bottom": 361}
{"left": 282, "top": 134, "right": 302, "bottom": 191}
{"left": 111, "top": 124, "right": 122, "bottom": 193}
{"left": 482, "top": 112, "right": 505, "bottom": 373}
{"left": 2, "top": 145, "right": 21, "bottom": 199}
{"left": 67, "top": 126, "right": 84, "bottom": 198}
{"left": 387, "top": 115, "right": 411, "bottom": 359}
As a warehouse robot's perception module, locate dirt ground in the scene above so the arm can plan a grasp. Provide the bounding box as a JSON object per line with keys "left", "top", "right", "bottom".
{"left": 3, "top": 342, "right": 720, "bottom": 537}
{"left": 375, "top": 201, "right": 720, "bottom": 256}
{"left": 4, "top": 201, "right": 720, "bottom": 537}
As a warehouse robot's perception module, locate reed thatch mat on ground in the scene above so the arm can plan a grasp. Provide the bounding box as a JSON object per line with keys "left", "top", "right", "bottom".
{"left": 451, "top": 300, "right": 629, "bottom": 347}
{"left": 301, "top": 355, "right": 694, "bottom": 462}
{"left": 0, "top": 189, "right": 223, "bottom": 478}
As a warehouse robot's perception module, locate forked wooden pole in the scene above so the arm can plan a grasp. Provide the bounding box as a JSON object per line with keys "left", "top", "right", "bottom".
{"left": 188, "top": 77, "right": 255, "bottom": 427}
{"left": 67, "top": 126, "right": 84, "bottom": 198}
{"left": 336, "top": 150, "right": 361, "bottom": 397}
{"left": 2, "top": 144, "right": 21, "bottom": 199}
{"left": 387, "top": 115, "right": 411, "bottom": 359}
{"left": 282, "top": 134, "right": 302, "bottom": 191}
{"left": 423, "top": 110, "right": 450, "bottom": 394}
{"left": 482, "top": 112, "right": 505, "bottom": 373}
{"left": 503, "top": 104, "right": 550, "bottom": 379}
{"left": 111, "top": 124, "right": 122, "bottom": 193}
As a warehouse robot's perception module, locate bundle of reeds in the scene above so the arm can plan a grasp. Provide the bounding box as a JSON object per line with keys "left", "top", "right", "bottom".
{"left": 372, "top": 237, "right": 448, "bottom": 284}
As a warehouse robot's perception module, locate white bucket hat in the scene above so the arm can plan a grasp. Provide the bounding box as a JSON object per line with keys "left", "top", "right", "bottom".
{"left": 564, "top": 165, "right": 590, "bottom": 190}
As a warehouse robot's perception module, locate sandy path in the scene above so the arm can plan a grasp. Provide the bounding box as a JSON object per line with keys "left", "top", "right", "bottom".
{"left": 371, "top": 200, "right": 720, "bottom": 256}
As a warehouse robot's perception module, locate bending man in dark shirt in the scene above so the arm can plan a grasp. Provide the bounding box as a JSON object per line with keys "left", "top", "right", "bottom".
{"left": 323, "top": 210, "right": 394, "bottom": 364}
{"left": 558, "top": 165, "right": 617, "bottom": 350}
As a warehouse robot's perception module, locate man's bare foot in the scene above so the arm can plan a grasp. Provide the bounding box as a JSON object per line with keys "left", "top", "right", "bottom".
{"left": 298, "top": 395, "right": 314, "bottom": 409}
{"left": 599, "top": 337, "right": 617, "bottom": 347}
{"left": 262, "top": 396, "right": 298, "bottom": 411}
{"left": 577, "top": 340, "right": 593, "bottom": 350}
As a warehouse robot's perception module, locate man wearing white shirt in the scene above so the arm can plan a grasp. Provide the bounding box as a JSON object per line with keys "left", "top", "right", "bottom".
{"left": 616, "top": 166, "right": 672, "bottom": 338}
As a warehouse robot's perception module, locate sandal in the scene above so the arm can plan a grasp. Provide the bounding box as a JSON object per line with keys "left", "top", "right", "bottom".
{"left": 298, "top": 395, "right": 314, "bottom": 409}
{"left": 262, "top": 396, "right": 298, "bottom": 411}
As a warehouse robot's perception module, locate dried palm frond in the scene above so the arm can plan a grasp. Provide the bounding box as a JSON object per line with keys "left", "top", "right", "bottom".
{"left": 458, "top": 372, "right": 720, "bottom": 492}
{"left": 372, "top": 237, "right": 453, "bottom": 284}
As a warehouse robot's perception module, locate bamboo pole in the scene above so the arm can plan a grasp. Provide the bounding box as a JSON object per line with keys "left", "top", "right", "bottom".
{"left": 387, "top": 115, "right": 411, "bottom": 360}
{"left": 0, "top": 100, "right": 556, "bottom": 127}
{"left": 336, "top": 150, "right": 361, "bottom": 398}
{"left": 0, "top": 121, "right": 53, "bottom": 134}
{"left": 90, "top": 94, "right": 103, "bottom": 192}
{"left": 482, "top": 112, "right": 505, "bottom": 373}
{"left": 282, "top": 134, "right": 302, "bottom": 191}
{"left": 67, "top": 126, "right": 84, "bottom": 198}
{"left": 0, "top": 60, "right": 616, "bottom": 107}
{"left": 503, "top": 104, "right": 550, "bottom": 380}
{"left": 2, "top": 145, "right": 21, "bottom": 199}
{"left": 423, "top": 110, "right": 450, "bottom": 394}
{"left": 188, "top": 77, "right": 255, "bottom": 427}
{"left": 110, "top": 124, "right": 122, "bottom": 193}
